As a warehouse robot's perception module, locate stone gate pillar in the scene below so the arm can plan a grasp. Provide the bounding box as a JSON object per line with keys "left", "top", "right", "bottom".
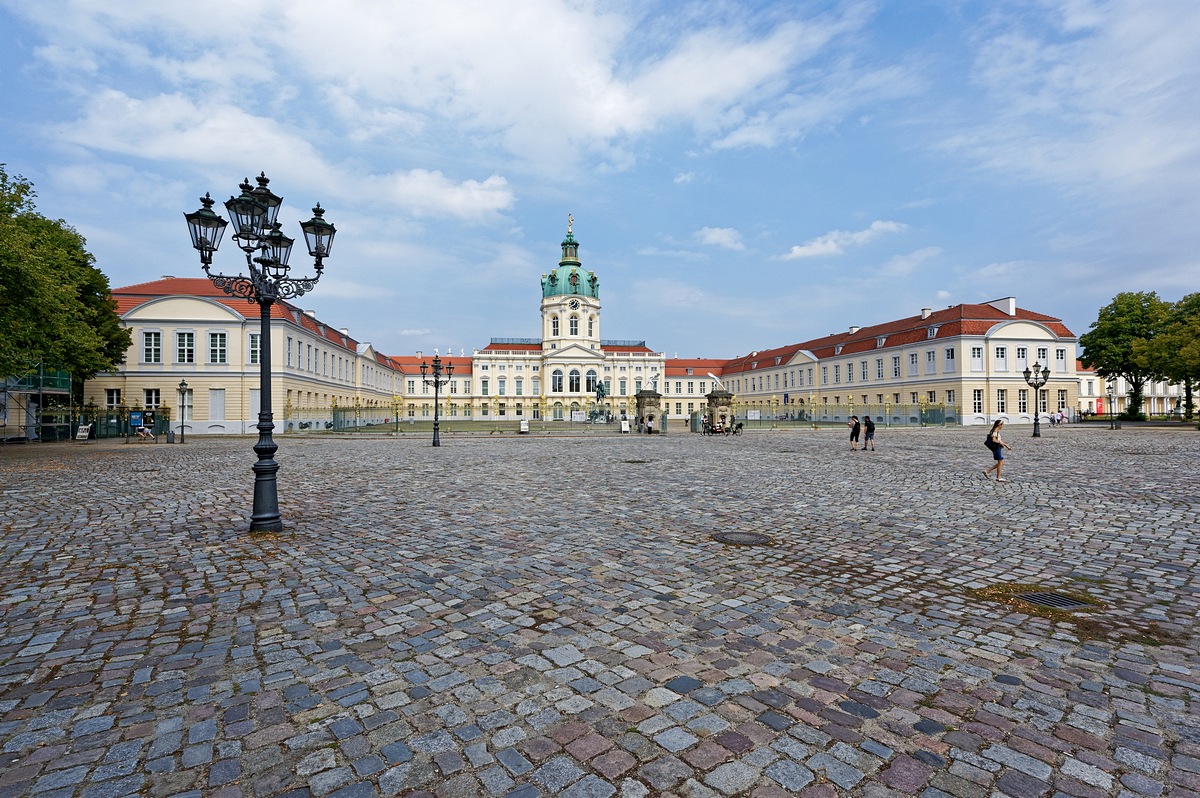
{"left": 705, "top": 389, "right": 735, "bottom": 430}
{"left": 635, "top": 389, "right": 662, "bottom": 434}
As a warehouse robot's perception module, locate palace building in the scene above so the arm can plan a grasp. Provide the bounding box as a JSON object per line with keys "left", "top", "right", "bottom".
{"left": 85, "top": 219, "right": 1078, "bottom": 432}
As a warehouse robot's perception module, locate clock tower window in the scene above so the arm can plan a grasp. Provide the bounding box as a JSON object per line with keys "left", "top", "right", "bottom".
{"left": 551, "top": 316, "right": 559, "bottom": 336}
{"left": 570, "top": 316, "right": 579, "bottom": 335}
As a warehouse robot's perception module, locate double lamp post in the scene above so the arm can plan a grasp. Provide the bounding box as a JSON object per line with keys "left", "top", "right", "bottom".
{"left": 185, "top": 173, "right": 336, "bottom": 533}
{"left": 421, "top": 353, "right": 454, "bottom": 447}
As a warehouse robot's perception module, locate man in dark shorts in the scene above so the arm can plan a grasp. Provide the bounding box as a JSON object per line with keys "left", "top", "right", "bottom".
{"left": 862, "top": 415, "right": 875, "bottom": 450}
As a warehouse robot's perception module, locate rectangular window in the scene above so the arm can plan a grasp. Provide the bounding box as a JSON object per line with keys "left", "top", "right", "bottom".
{"left": 209, "top": 332, "right": 227, "bottom": 364}
{"left": 687, "top": 381, "right": 695, "bottom": 393}
{"left": 1058, "top": 389, "right": 1067, "bottom": 410}
{"left": 306, "top": 344, "right": 312, "bottom": 371}
{"left": 910, "top": 392, "right": 919, "bottom": 404}
{"left": 481, "top": 378, "right": 489, "bottom": 396}
{"left": 944, "top": 348, "right": 955, "bottom": 362}
{"left": 675, "top": 402, "right": 682, "bottom": 415}
{"left": 995, "top": 346, "right": 1007, "bottom": 360}
{"left": 1040, "top": 390, "right": 1048, "bottom": 412}
{"left": 927, "top": 390, "right": 936, "bottom": 403}
{"left": 249, "top": 333, "right": 260, "bottom": 365}
{"left": 971, "top": 389, "right": 984, "bottom": 413}
{"left": 144, "top": 389, "right": 160, "bottom": 408}
{"left": 845, "top": 364, "right": 852, "bottom": 383}
{"left": 925, "top": 350, "right": 936, "bottom": 374}
{"left": 807, "top": 368, "right": 814, "bottom": 386}
{"left": 833, "top": 365, "right": 840, "bottom": 384}
{"left": 1037, "top": 347, "right": 1048, "bottom": 362}
{"left": 498, "top": 378, "right": 506, "bottom": 396}
{"left": 891, "top": 356, "right": 901, "bottom": 378}
{"left": 1016, "top": 346, "right": 1027, "bottom": 361}
{"left": 875, "top": 359, "right": 883, "bottom": 380}
{"left": 286, "top": 336, "right": 293, "bottom": 367}
{"left": 821, "top": 366, "right": 828, "bottom": 385}
{"left": 861, "top": 361, "right": 868, "bottom": 381}
{"left": 1056, "top": 349, "right": 1067, "bottom": 371}
{"left": 106, "top": 388, "right": 121, "bottom": 408}
{"left": 450, "top": 380, "right": 458, "bottom": 394}
{"left": 516, "top": 378, "right": 523, "bottom": 396}
{"left": 997, "top": 389, "right": 1007, "bottom": 413}
{"left": 1018, "top": 389, "right": 1028, "bottom": 413}
{"left": 176, "top": 332, "right": 195, "bottom": 364}
{"left": 946, "top": 389, "right": 955, "bottom": 405}
{"left": 143, "top": 331, "right": 162, "bottom": 364}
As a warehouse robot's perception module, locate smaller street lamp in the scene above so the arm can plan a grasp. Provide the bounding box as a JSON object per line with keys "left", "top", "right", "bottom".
{"left": 1107, "top": 377, "right": 1117, "bottom": 430}
{"left": 1023, "top": 362, "right": 1051, "bottom": 437}
{"left": 177, "top": 380, "right": 188, "bottom": 443}
{"left": 420, "top": 353, "right": 454, "bottom": 446}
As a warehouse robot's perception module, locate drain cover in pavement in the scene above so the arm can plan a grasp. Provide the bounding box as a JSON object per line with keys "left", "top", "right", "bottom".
{"left": 713, "top": 531, "right": 773, "bottom": 546}
{"left": 1015, "top": 591, "right": 1089, "bottom": 610}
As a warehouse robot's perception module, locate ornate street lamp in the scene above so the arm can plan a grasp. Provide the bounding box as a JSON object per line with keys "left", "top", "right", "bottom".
{"left": 420, "top": 353, "right": 454, "bottom": 446}
{"left": 1023, "top": 362, "right": 1051, "bottom": 437}
{"left": 185, "top": 173, "right": 335, "bottom": 532}
{"left": 177, "top": 380, "right": 188, "bottom": 443}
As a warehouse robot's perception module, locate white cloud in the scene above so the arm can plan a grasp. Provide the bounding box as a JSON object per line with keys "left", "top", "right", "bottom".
{"left": 780, "top": 221, "right": 907, "bottom": 259}
{"left": 399, "top": 328, "right": 432, "bottom": 336}
{"left": 674, "top": 172, "right": 696, "bottom": 184}
{"left": 876, "top": 246, "right": 942, "bottom": 277}
{"left": 694, "top": 227, "right": 744, "bottom": 250}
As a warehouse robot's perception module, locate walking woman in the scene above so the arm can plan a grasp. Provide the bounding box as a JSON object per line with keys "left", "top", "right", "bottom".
{"left": 982, "top": 419, "right": 1012, "bottom": 481}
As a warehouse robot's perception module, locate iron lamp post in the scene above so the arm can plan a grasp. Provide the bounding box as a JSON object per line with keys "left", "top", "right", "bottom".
{"left": 1023, "top": 362, "right": 1050, "bottom": 437}
{"left": 177, "top": 380, "right": 187, "bottom": 443}
{"left": 184, "top": 173, "right": 335, "bottom": 533}
{"left": 420, "top": 353, "right": 454, "bottom": 446}
{"left": 1108, "top": 377, "right": 1117, "bottom": 430}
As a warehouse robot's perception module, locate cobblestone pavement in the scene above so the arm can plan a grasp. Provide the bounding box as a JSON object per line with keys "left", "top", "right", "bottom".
{"left": 1, "top": 425, "right": 1197, "bottom": 798}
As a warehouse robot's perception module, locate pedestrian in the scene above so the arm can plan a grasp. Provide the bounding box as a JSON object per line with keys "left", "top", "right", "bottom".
{"left": 862, "top": 415, "right": 875, "bottom": 450}
{"left": 849, "top": 415, "right": 860, "bottom": 450}
{"left": 982, "top": 419, "right": 1012, "bottom": 481}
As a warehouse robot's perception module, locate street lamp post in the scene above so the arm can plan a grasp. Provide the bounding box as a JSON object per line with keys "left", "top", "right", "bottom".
{"left": 177, "top": 380, "right": 188, "bottom": 443}
{"left": 185, "top": 173, "right": 336, "bottom": 533}
{"left": 1108, "top": 377, "right": 1117, "bottom": 430}
{"left": 420, "top": 353, "right": 454, "bottom": 446}
{"left": 1023, "top": 362, "right": 1051, "bottom": 437}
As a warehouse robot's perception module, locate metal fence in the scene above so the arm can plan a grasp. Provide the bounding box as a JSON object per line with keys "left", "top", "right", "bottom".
{"left": 725, "top": 402, "right": 958, "bottom": 430}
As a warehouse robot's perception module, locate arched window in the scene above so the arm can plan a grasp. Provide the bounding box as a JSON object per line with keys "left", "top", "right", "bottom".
{"left": 552, "top": 369, "right": 564, "bottom": 392}
{"left": 553, "top": 402, "right": 564, "bottom": 420}
{"left": 570, "top": 316, "right": 579, "bottom": 335}
{"left": 569, "top": 369, "right": 581, "bottom": 392}
{"left": 586, "top": 370, "right": 598, "bottom": 393}
{"left": 551, "top": 315, "right": 559, "bottom": 336}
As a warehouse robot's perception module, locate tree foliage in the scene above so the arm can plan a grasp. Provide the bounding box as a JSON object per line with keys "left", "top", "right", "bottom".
{"left": 0, "top": 165, "right": 131, "bottom": 386}
{"left": 1133, "top": 292, "right": 1200, "bottom": 418}
{"left": 1078, "top": 291, "right": 1171, "bottom": 419}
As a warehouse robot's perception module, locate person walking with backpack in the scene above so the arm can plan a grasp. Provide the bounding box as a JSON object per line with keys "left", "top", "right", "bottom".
{"left": 982, "top": 419, "right": 1012, "bottom": 481}
{"left": 862, "top": 415, "right": 876, "bottom": 450}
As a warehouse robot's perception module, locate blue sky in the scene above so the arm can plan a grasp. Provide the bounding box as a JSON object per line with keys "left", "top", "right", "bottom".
{"left": 2, "top": 1, "right": 1197, "bottom": 359}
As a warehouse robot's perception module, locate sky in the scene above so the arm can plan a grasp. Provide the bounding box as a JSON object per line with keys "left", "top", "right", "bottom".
{"left": 2, "top": 0, "right": 1198, "bottom": 360}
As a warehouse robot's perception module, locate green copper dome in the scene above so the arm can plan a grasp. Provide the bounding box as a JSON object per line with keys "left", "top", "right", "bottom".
{"left": 542, "top": 220, "right": 599, "bottom": 299}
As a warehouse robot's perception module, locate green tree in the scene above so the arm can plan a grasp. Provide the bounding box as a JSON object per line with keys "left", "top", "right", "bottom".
{"left": 0, "top": 165, "right": 131, "bottom": 391}
{"left": 1133, "top": 292, "right": 1200, "bottom": 419}
{"left": 1079, "top": 291, "right": 1171, "bottom": 420}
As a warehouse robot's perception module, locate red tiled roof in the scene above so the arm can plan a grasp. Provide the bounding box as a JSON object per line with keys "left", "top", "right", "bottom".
{"left": 112, "top": 277, "right": 364, "bottom": 353}
{"left": 388, "top": 356, "right": 473, "bottom": 375}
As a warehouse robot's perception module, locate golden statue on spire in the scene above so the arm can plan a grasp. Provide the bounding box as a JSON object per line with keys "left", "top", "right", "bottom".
{"left": 567, "top": 213, "right": 573, "bottom": 234}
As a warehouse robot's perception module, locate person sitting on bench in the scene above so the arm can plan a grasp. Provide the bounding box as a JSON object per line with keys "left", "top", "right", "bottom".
{"left": 136, "top": 426, "right": 155, "bottom": 441}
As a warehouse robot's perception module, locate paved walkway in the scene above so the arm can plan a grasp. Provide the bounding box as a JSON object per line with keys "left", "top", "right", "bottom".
{"left": 1, "top": 426, "right": 1197, "bottom": 798}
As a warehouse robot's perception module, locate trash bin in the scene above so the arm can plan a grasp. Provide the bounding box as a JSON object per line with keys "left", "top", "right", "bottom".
{"left": 166, "top": 431, "right": 175, "bottom": 443}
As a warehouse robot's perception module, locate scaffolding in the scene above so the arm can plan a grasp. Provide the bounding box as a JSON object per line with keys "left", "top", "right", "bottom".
{"left": 2, "top": 364, "right": 73, "bottom": 443}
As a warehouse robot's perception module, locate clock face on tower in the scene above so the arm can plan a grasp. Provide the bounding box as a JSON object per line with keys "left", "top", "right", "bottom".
{"left": 569, "top": 299, "right": 580, "bottom": 309}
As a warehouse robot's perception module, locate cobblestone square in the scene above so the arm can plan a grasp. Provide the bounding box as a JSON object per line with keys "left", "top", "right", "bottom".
{"left": 1, "top": 426, "right": 1196, "bottom": 797}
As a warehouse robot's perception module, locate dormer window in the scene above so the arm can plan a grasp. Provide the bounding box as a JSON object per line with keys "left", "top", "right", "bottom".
{"left": 775, "top": 357, "right": 782, "bottom": 365}
{"left": 686, "top": 368, "right": 693, "bottom": 376}
{"left": 751, "top": 361, "right": 758, "bottom": 369}
{"left": 876, "top": 336, "right": 887, "bottom": 348}
{"left": 927, "top": 326, "right": 939, "bottom": 339}
{"left": 835, "top": 345, "right": 844, "bottom": 355}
